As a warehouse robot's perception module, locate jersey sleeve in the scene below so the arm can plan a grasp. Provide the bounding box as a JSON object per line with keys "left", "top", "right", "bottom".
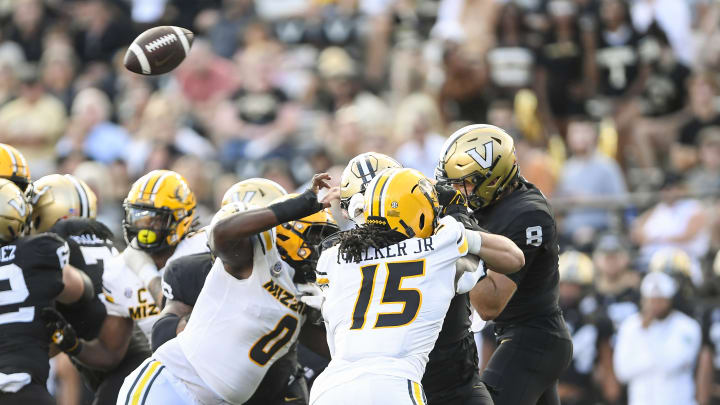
{"left": 430, "top": 215, "right": 470, "bottom": 263}
{"left": 27, "top": 233, "right": 70, "bottom": 272}
{"left": 161, "top": 257, "right": 206, "bottom": 306}
{"left": 500, "top": 210, "right": 555, "bottom": 286}
{"left": 100, "top": 257, "right": 132, "bottom": 318}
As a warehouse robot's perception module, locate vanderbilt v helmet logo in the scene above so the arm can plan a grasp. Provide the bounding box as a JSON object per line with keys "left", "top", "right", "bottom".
{"left": 466, "top": 141, "right": 494, "bottom": 169}
{"left": 8, "top": 196, "right": 26, "bottom": 217}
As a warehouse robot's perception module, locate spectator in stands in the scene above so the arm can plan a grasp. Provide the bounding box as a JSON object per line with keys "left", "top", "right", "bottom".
{"left": 555, "top": 117, "right": 627, "bottom": 246}
{"left": 4, "top": 0, "right": 49, "bottom": 62}
{"left": 557, "top": 251, "right": 620, "bottom": 405}
{"left": 592, "top": 233, "right": 641, "bottom": 328}
{"left": 614, "top": 272, "right": 701, "bottom": 405}
{"left": 687, "top": 127, "right": 720, "bottom": 196}
{"left": 0, "top": 67, "right": 66, "bottom": 176}
{"left": 393, "top": 93, "right": 446, "bottom": 178}
{"left": 672, "top": 74, "right": 720, "bottom": 172}
{"left": 631, "top": 172, "right": 710, "bottom": 268}
{"left": 630, "top": 0, "right": 694, "bottom": 66}
{"left": 56, "top": 87, "right": 129, "bottom": 165}
{"left": 487, "top": 2, "right": 534, "bottom": 99}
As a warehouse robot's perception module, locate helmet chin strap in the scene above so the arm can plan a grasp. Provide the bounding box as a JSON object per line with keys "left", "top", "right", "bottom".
{"left": 398, "top": 219, "right": 415, "bottom": 238}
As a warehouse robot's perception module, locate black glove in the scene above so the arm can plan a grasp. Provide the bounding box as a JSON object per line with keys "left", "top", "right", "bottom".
{"left": 41, "top": 307, "right": 82, "bottom": 356}
{"left": 435, "top": 183, "right": 478, "bottom": 229}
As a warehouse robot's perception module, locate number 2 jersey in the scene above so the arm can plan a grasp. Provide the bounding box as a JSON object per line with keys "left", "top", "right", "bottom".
{"left": 154, "top": 228, "right": 308, "bottom": 404}
{"left": 311, "top": 216, "right": 484, "bottom": 400}
{"left": 0, "top": 233, "right": 69, "bottom": 384}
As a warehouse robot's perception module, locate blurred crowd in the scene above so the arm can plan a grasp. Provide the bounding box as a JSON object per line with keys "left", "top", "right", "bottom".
{"left": 2, "top": 0, "right": 720, "bottom": 404}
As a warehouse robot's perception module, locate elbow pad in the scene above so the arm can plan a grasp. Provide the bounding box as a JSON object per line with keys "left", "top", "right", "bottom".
{"left": 151, "top": 313, "right": 180, "bottom": 352}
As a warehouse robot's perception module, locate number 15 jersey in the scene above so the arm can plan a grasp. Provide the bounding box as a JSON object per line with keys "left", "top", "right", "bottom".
{"left": 312, "top": 216, "right": 484, "bottom": 399}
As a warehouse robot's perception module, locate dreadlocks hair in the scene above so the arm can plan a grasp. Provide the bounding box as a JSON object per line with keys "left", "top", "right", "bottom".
{"left": 337, "top": 223, "right": 408, "bottom": 263}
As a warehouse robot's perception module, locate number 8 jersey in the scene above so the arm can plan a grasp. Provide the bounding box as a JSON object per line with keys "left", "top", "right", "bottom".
{"left": 311, "top": 216, "right": 484, "bottom": 400}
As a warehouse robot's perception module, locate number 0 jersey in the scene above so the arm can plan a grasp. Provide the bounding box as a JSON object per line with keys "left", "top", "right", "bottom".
{"left": 101, "top": 230, "right": 209, "bottom": 341}
{"left": 0, "top": 234, "right": 69, "bottom": 384}
{"left": 154, "top": 229, "right": 308, "bottom": 404}
{"left": 311, "top": 216, "right": 483, "bottom": 400}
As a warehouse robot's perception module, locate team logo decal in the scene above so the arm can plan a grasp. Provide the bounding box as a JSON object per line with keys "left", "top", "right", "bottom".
{"left": 466, "top": 141, "right": 494, "bottom": 169}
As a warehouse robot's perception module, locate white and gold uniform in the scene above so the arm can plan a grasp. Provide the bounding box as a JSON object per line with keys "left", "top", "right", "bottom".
{"left": 118, "top": 228, "right": 308, "bottom": 405}
{"left": 101, "top": 231, "right": 209, "bottom": 340}
{"left": 310, "top": 215, "right": 485, "bottom": 405}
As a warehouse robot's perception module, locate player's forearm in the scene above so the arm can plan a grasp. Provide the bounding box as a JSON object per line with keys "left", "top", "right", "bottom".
{"left": 299, "top": 321, "right": 330, "bottom": 359}
{"left": 72, "top": 338, "right": 126, "bottom": 370}
{"left": 467, "top": 231, "right": 524, "bottom": 274}
{"left": 57, "top": 265, "right": 94, "bottom": 304}
{"left": 212, "top": 190, "right": 323, "bottom": 256}
{"left": 470, "top": 271, "right": 516, "bottom": 320}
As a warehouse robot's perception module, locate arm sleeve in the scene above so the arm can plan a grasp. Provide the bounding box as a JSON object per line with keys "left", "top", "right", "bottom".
{"left": 502, "top": 211, "right": 555, "bottom": 286}
{"left": 613, "top": 317, "right": 656, "bottom": 382}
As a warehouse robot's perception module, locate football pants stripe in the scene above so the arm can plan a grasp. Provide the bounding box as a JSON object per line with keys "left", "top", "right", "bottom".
{"left": 130, "top": 360, "right": 163, "bottom": 405}
{"left": 139, "top": 364, "right": 165, "bottom": 405}
{"left": 407, "top": 380, "right": 419, "bottom": 405}
{"left": 412, "top": 381, "right": 425, "bottom": 405}
{"left": 124, "top": 359, "right": 153, "bottom": 405}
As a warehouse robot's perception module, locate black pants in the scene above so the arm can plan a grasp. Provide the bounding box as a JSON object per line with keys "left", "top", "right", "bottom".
{"left": 91, "top": 351, "right": 149, "bottom": 405}
{"left": 0, "top": 382, "right": 55, "bottom": 405}
{"left": 481, "top": 322, "right": 573, "bottom": 405}
{"left": 426, "top": 375, "right": 494, "bottom": 405}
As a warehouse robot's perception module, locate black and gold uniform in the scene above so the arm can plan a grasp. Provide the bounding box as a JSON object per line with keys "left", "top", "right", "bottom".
{"left": 437, "top": 124, "right": 572, "bottom": 405}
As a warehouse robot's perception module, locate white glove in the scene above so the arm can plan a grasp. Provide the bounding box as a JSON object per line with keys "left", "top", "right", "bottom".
{"left": 122, "top": 240, "right": 160, "bottom": 286}
{"left": 296, "top": 283, "right": 325, "bottom": 310}
{"left": 456, "top": 260, "right": 486, "bottom": 294}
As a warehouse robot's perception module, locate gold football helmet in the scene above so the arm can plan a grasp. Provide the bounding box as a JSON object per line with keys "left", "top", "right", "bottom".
{"left": 221, "top": 178, "right": 287, "bottom": 207}
{"left": 436, "top": 124, "right": 519, "bottom": 209}
{"left": 0, "top": 179, "right": 30, "bottom": 243}
{"left": 30, "top": 174, "right": 97, "bottom": 233}
{"left": 0, "top": 143, "right": 31, "bottom": 191}
{"left": 364, "top": 168, "right": 439, "bottom": 239}
{"left": 273, "top": 194, "right": 339, "bottom": 275}
{"left": 649, "top": 248, "right": 692, "bottom": 279}
{"left": 124, "top": 170, "right": 196, "bottom": 251}
{"left": 559, "top": 251, "right": 595, "bottom": 286}
{"left": 340, "top": 152, "right": 402, "bottom": 207}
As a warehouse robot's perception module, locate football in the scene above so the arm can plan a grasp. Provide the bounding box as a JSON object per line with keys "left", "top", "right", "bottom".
{"left": 123, "top": 26, "right": 194, "bottom": 76}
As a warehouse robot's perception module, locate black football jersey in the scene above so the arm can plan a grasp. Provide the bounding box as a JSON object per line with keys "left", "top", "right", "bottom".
{"left": 559, "top": 296, "right": 613, "bottom": 394}
{"left": 595, "top": 24, "right": 642, "bottom": 97}
{"left": 702, "top": 306, "right": 720, "bottom": 383}
{"left": 162, "top": 253, "right": 302, "bottom": 403}
{"left": 50, "top": 218, "right": 117, "bottom": 339}
{"left": 0, "top": 233, "right": 69, "bottom": 383}
{"left": 473, "top": 178, "right": 561, "bottom": 329}
{"left": 422, "top": 293, "right": 479, "bottom": 398}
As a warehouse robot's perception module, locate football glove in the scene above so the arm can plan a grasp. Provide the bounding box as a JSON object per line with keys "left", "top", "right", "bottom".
{"left": 41, "top": 307, "right": 82, "bottom": 356}
{"left": 435, "top": 182, "right": 478, "bottom": 229}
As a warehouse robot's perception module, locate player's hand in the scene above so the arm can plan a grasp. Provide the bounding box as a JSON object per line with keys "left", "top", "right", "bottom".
{"left": 310, "top": 173, "right": 331, "bottom": 194}
{"left": 320, "top": 186, "right": 341, "bottom": 208}
{"left": 41, "top": 308, "right": 82, "bottom": 356}
{"left": 435, "top": 182, "right": 468, "bottom": 214}
{"left": 297, "top": 283, "right": 325, "bottom": 310}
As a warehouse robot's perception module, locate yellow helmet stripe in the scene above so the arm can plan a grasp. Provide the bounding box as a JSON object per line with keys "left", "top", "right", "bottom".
{"left": 0, "top": 144, "right": 18, "bottom": 175}
{"left": 65, "top": 175, "right": 89, "bottom": 217}
{"left": 149, "top": 172, "right": 173, "bottom": 202}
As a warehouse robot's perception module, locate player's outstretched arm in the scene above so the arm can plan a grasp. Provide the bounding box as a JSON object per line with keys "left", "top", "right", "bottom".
{"left": 212, "top": 173, "right": 336, "bottom": 260}
{"left": 56, "top": 264, "right": 95, "bottom": 304}
{"left": 465, "top": 230, "right": 524, "bottom": 274}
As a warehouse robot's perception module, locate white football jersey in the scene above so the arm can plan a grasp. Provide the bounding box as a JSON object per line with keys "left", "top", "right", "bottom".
{"left": 101, "top": 231, "right": 210, "bottom": 340}
{"left": 311, "top": 216, "right": 483, "bottom": 401}
{"left": 154, "top": 228, "right": 308, "bottom": 405}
